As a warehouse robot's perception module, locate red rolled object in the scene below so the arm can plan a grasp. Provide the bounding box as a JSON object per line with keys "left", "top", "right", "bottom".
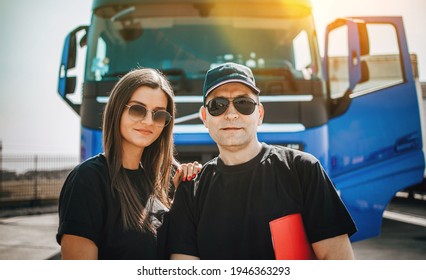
{"left": 269, "top": 213, "right": 317, "bottom": 260}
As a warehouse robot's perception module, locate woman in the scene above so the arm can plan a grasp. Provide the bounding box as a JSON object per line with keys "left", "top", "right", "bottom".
{"left": 56, "top": 68, "right": 200, "bottom": 259}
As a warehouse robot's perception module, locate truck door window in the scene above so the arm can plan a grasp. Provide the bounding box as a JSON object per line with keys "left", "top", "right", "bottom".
{"left": 351, "top": 23, "right": 403, "bottom": 96}
{"left": 327, "top": 25, "right": 349, "bottom": 99}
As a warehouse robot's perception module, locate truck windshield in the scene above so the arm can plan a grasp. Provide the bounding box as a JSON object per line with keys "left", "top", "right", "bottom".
{"left": 85, "top": 3, "right": 319, "bottom": 95}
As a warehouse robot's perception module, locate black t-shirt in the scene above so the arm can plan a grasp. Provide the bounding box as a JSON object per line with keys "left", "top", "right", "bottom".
{"left": 168, "top": 143, "right": 357, "bottom": 260}
{"left": 56, "top": 154, "right": 169, "bottom": 260}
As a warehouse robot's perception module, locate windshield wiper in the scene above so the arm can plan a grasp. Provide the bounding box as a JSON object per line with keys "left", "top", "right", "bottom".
{"left": 111, "top": 6, "right": 136, "bottom": 22}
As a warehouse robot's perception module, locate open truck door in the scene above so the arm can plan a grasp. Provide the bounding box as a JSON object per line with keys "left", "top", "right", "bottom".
{"left": 324, "top": 17, "right": 425, "bottom": 241}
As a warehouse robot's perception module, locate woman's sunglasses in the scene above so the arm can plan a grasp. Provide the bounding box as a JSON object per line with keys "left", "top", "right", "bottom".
{"left": 205, "top": 97, "right": 259, "bottom": 116}
{"left": 125, "top": 104, "right": 172, "bottom": 127}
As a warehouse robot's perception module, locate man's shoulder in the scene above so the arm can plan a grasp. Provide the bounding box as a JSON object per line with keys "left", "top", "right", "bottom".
{"left": 266, "top": 144, "right": 319, "bottom": 165}
{"left": 197, "top": 156, "right": 219, "bottom": 175}
{"left": 203, "top": 156, "right": 219, "bottom": 167}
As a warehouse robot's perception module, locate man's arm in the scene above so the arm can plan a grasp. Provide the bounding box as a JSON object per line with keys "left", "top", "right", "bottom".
{"left": 311, "top": 234, "right": 354, "bottom": 260}
{"left": 171, "top": 254, "right": 200, "bottom": 260}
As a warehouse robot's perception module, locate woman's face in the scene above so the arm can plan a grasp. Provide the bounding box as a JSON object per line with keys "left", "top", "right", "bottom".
{"left": 120, "top": 86, "right": 169, "bottom": 154}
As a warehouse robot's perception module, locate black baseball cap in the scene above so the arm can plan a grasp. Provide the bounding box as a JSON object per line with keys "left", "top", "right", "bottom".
{"left": 203, "top": 62, "right": 260, "bottom": 106}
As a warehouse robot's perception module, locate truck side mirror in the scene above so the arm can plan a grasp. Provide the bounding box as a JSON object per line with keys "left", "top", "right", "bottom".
{"left": 58, "top": 25, "right": 88, "bottom": 114}
{"left": 358, "top": 22, "right": 370, "bottom": 83}
{"left": 360, "top": 60, "right": 370, "bottom": 83}
{"left": 357, "top": 22, "right": 369, "bottom": 56}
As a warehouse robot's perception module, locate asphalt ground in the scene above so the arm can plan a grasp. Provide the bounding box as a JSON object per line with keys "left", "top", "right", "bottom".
{"left": 0, "top": 210, "right": 60, "bottom": 260}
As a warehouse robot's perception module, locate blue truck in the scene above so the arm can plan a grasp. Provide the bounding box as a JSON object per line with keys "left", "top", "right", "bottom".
{"left": 57, "top": 0, "right": 425, "bottom": 242}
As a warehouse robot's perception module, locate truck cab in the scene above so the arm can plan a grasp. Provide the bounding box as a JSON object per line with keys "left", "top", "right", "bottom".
{"left": 58, "top": 0, "right": 425, "bottom": 241}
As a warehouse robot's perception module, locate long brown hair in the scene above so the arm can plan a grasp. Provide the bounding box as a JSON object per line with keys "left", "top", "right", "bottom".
{"left": 102, "top": 68, "right": 176, "bottom": 233}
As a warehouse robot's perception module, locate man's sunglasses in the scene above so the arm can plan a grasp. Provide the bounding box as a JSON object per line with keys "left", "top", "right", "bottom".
{"left": 125, "top": 104, "right": 172, "bottom": 127}
{"left": 205, "top": 97, "right": 259, "bottom": 116}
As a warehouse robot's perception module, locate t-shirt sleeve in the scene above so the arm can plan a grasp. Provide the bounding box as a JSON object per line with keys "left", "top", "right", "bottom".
{"left": 56, "top": 165, "right": 105, "bottom": 247}
{"left": 299, "top": 159, "right": 357, "bottom": 243}
{"left": 167, "top": 180, "right": 199, "bottom": 258}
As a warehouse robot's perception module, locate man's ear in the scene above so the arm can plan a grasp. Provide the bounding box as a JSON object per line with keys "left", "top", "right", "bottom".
{"left": 199, "top": 106, "right": 208, "bottom": 128}
{"left": 258, "top": 102, "right": 264, "bottom": 126}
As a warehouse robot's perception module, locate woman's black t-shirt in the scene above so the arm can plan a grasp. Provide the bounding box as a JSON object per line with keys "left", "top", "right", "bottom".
{"left": 56, "top": 154, "right": 168, "bottom": 260}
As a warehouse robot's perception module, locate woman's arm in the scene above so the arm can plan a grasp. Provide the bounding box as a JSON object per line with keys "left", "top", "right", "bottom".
{"left": 60, "top": 234, "right": 98, "bottom": 260}
{"left": 172, "top": 161, "right": 202, "bottom": 189}
{"left": 171, "top": 253, "right": 200, "bottom": 260}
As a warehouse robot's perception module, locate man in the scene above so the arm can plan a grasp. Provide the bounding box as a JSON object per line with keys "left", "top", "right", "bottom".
{"left": 168, "top": 62, "right": 357, "bottom": 260}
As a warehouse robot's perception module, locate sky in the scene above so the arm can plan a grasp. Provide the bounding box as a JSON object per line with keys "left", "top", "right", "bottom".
{"left": 0, "top": 0, "right": 425, "bottom": 156}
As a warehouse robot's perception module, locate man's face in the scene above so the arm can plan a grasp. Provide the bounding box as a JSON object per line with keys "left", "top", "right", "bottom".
{"left": 201, "top": 82, "right": 264, "bottom": 151}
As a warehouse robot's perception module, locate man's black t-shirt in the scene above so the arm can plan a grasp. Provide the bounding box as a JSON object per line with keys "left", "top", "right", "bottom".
{"left": 56, "top": 154, "right": 168, "bottom": 260}
{"left": 168, "top": 143, "right": 357, "bottom": 259}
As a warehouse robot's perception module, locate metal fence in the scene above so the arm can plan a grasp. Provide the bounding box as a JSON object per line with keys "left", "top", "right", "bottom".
{"left": 0, "top": 155, "right": 79, "bottom": 208}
